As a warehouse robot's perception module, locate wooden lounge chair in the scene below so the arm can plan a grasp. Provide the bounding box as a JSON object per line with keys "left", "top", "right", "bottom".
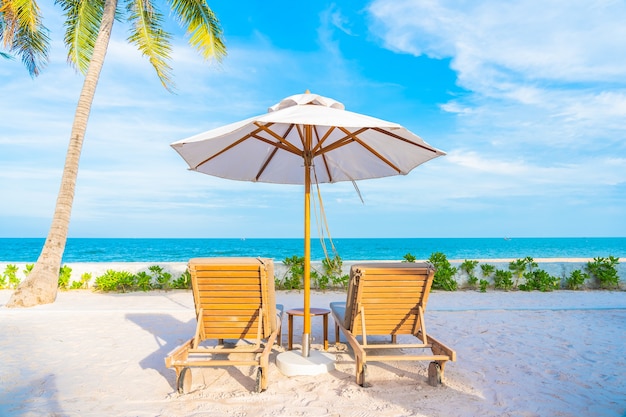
{"left": 165, "top": 257, "right": 283, "bottom": 393}
{"left": 329, "top": 262, "right": 456, "bottom": 387}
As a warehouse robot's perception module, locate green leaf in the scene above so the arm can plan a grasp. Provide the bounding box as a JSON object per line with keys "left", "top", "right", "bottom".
{"left": 56, "top": 0, "right": 104, "bottom": 74}
{"left": 169, "top": 0, "right": 225, "bottom": 61}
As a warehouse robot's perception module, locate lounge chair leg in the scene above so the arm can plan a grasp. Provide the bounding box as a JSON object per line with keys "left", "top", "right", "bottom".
{"left": 356, "top": 358, "right": 368, "bottom": 387}
{"left": 427, "top": 362, "right": 442, "bottom": 387}
{"left": 177, "top": 367, "right": 192, "bottom": 394}
{"left": 358, "top": 363, "right": 368, "bottom": 387}
{"left": 255, "top": 368, "right": 265, "bottom": 393}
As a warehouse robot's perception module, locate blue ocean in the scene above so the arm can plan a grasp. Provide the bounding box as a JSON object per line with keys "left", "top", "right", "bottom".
{"left": 0, "top": 237, "right": 624, "bottom": 262}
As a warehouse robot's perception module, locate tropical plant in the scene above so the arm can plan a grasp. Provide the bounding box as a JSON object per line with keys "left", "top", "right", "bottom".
{"left": 0, "top": 0, "right": 50, "bottom": 74}
{"left": 460, "top": 259, "right": 479, "bottom": 289}
{"left": 57, "top": 265, "right": 72, "bottom": 290}
{"left": 479, "top": 279, "right": 489, "bottom": 293}
{"left": 147, "top": 265, "right": 171, "bottom": 290}
{"left": 428, "top": 252, "right": 458, "bottom": 291}
{"left": 94, "top": 269, "right": 136, "bottom": 292}
{"left": 565, "top": 269, "right": 588, "bottom": 290}
{"left": 509, "top": 257, "right": 537, "bottom": 289}
{"left": 320, "top": 254, "right": 348, "bottom": 290}
{"left": 493, "top": 269, "right": 514, "bottom": 291}
{"left": 586, "top": 256, "right": 620, "bottom": 289}
{"left": 135, "top": 271, "right": 153, "bottom": 292}
{"left": 7, "top": 0, "right": 226, "bottom": 308}
{"left": 1, "top": 264, "right": 20, "bottom": 289}
{"left": 70, "top": 272, "right": 91, "bottom": 289}
{"left": 172, "top": 270, "right": 191, "bottom": 289}
{"left": 278, "top": 256, "right": 305, "bottom": 290}
{"left": 402, "top": 253, "right": 416, "bottom": 263}
{"left": 519, "top": 269, "right": 560, "bottom": 292}
{"left": 480, "top": 264, "right": 495, "bottom": 281}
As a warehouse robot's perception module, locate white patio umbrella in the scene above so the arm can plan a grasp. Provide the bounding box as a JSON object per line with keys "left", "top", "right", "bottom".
{"left": 171, "top": 92, "right": 446, "bottom": 357}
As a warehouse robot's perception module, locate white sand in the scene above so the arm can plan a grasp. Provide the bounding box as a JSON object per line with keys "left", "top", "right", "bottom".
{"left": 1, "top": 288, "right": 625, "bottom": 417}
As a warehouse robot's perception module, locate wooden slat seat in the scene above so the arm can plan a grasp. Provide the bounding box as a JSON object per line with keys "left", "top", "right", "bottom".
{"left": 330, "top": 262, "right": 456, "bottom": 387}
{"left": 165, "top": 258, "right": 283, "bottom": 393}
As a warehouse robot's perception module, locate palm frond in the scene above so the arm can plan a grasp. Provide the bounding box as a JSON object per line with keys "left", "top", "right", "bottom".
{"left": 126, "top": 0, "right": 174, "bottom": 91}
{"left": 168, "top": 0, "right": 225, "bottom": 62}
{"left": 1, "top": 0, "right": 50, "bottom": 76}
{"left": 56, "top": 0, "right": 105, "bottom": 74}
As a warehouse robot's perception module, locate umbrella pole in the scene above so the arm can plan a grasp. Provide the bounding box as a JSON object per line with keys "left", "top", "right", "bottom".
{"left": 302, "top": 129, "right": 312, "bottom": 358}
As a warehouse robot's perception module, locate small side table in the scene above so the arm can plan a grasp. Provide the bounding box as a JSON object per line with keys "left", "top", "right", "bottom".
{"left": 286, "top": 308, "right": 330, "bottom": 351}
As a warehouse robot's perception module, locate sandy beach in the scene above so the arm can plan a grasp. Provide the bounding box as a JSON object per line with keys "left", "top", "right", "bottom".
{"left": 1, "top": 283, "right": 624, "bottom": 417}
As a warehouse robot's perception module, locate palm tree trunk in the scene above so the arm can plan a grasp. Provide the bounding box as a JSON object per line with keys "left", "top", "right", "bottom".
{"left": 7, "top": 0, "right": 118, "bottom": 308}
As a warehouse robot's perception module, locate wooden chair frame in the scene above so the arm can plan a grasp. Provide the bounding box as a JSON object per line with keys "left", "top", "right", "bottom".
{"left": 330, "top": 262, "right": 456, "bottom": 387}
{"left": 165, "top": 258, "right": 283, "bottom": 393}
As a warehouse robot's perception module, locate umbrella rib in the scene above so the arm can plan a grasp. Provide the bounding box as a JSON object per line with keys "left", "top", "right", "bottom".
{"left": 255, "top": 146, "right": 279, "bottom": 181}
{"left": 192, "top": 128, "right": 264, "bottom": 169}
{"left": 371, "top": 127, "right": 440, "bottom": 153}
{"left": 250, "top": 133, "right": 296, "bottom": 154}
{"left": 314, "top": 127, "right": 368, "bottom": 156}
{"left": 254, "top": 122, "right": 302, "bottom": 156}
{"left": 312, "top": 126, "right": 333, "bottom": 182}
{"left": 338, "top": 127, "right": 402, "bottom": 173}
{"left": 311, "top": 126, "right": 336, "bottom": 154}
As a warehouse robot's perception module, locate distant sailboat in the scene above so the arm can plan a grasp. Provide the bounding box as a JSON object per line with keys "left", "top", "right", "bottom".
{"left": 503, "top": 237, "right": 511, "bottom": 241}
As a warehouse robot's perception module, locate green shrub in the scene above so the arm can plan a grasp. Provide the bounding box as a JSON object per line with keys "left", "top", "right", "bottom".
{"left": 276, "top": 255, "right": 304, "bottom": 290}
{"left": 172, "top": 270, "right": 191, "bottom": 289}
{"left": 494, "top": 269, "right": 514, "bottom": 291}
{"left": 58, "top": 265, "right": 72, "bottom": 290}
{"left": 70, "top": 272, "right": 91, "bottom": 290}
{"left": 565, "top": 270, "right": 588, "bottom": 290}
{"left": 428, "top": 252, "right": 458, "bottom": 291}
{"left": 479, "top": 279, "right": 489, "bottom": 292}
{"left": 519, "top": 269, "right": 560, "bottom": 292}
{"left": 509, "top": 257, "right": 537, "bottom": 289}
{"left": 460, "top": 259, "right": 479, "bottom": 289}
{"left": 480, "top": 264, "right": 495, "bottom": 281}
{"left": 320, "top": 254, "right": 348, "bottom": 290}
{"left": 94, "top": 270, "right": 137, "bottom": 292}
{"left": 331, "top": 272, "right": 349, "bottom": 289}
{"left": 586, "top": 256, "right": 620, "bottom": 289}
{"left": 278, "top": 256, "right": 302, "bottom": 290}
{"left": 135, "top": 271, "right": 153, "bottom": 292}
{"left": 1, "top": 264, "right": 20, "bottom": 289}
{"left": 149, "top": 265, "right": 172, "bottom": 291}
{"left": 23, "top": 264, "right": 34, "bottom": 276}
{"left": 402, "top": 253, "right": 416, "bottom": 263}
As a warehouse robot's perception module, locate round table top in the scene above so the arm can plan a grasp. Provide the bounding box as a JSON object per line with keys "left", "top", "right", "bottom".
{"left": 286, "top": 307, "right": 330, "bottom": 316}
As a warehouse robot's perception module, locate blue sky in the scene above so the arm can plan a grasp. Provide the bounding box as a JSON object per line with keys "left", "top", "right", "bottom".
{"left": 1, "top": 0, "right": 625, "bottom": 239}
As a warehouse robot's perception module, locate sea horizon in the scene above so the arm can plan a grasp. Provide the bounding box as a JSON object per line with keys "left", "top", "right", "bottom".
{"left": 1, "top": 237, "right": 625, "bottom": 263}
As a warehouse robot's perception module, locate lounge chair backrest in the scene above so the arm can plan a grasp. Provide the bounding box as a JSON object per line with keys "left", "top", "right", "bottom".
{"left": 188, "top": 257, "right": 278, "bottom": 340}
{"left": 343, "top": 262, "right": 434, "bottom": 336}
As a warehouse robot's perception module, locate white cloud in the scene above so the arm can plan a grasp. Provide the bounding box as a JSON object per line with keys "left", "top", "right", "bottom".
{"left": 367, "top": 0, "right": 626, "bottom": 152}
{"left": 369, "top": 0, "right": 626, "bottom": 86}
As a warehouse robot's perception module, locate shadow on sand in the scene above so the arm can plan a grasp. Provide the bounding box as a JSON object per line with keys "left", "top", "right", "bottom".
{"left": 126, "top": 313, "right": 263, "bottom": 392}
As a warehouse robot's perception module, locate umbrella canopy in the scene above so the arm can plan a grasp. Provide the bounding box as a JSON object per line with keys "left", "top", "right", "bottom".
{"left": 171, "top": 92, "right": 446, "bottom": 357}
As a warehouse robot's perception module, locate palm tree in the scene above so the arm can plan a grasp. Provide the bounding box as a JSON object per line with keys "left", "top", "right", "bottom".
{"left": 6, "top": 0, "right": 226, "bottom": 307}
{"left": 0, "top": 0, "right": 50, "bottom": 75}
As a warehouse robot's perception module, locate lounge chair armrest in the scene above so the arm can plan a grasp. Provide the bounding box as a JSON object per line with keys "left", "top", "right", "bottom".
{"left": 165, "top": 338, "right": 193, "bottom": 368}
